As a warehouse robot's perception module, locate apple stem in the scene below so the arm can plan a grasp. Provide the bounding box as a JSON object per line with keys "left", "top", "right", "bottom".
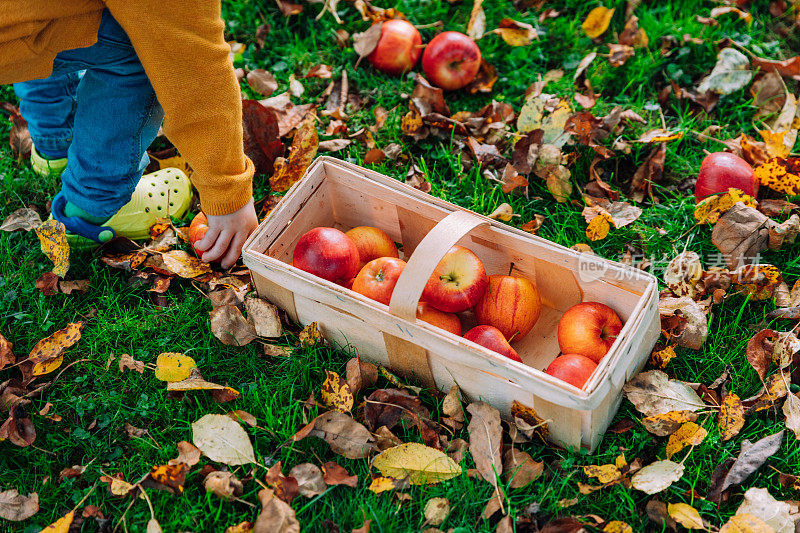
{"left": 507, "top": 262, "right": 515, "bottom": 276}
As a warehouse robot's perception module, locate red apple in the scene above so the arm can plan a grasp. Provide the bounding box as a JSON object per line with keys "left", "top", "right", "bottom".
{"left": 345, "top": 226, "right": 399, "bottom": 268}
{"left": 544, "top": 354, "right": 598, "bottom": 389}
{"left": 557, "top": 302, "right": 623, "bottom": 363}
{"left": 367, "top": 19, "right": 423, "bottom": 75}
{"left": 421, "top": 31, "right": 482, "bottom": 90}
{"left": 352, "top": 257, "right": 406, "bottom": 305}
{"left": 292, "top": 227, "right": 360, "bottom": 283}
{"left": 695, "top": 152, "right": 757, "bottom": 203}
{"left": 422, "top": 245, "right": 488, "bottom": 313}
{"left": 187, "top": 212, "right": 209, "bottom": 259}
{"left": 416, "top": 302, "right": 462, "bottom": 336}
{"left": 475, "top": 275, "right": 541, "bottom": 341}
{"left": 464, "top": 325, "right": 521, "bottom": 362}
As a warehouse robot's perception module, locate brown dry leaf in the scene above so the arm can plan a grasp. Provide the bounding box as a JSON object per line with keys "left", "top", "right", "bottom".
{"left": 306, "top": 64, "right": 333, "bottom": 79}
{"left": 364, "top": 388, "right": 423, "bottom": 432}
{"left": 167, "top": 368, "right": 240, "bottom": 402}
{"left": 293, "top": 410, "right": 376, "bottom": 459}
{"left": 619, "top": 15, "right": 648, "bottom": 47}
{"left": 35, "top": 219, "right": 70, "bottom": 277}
{"left": 375, "top": 425, "right": 404, "bottom": 451}
{"left": 667, "top": 503, "right": 706, "bottom": 530}
{"left": 244, "top": 296, "right": 283, "bottom": 338}
{"left": 321, "top": 461, "right": 358, "bottom": 487}
{"left": 265, "top": 462, "right": 300, "bottom": 504}
{"left": 666, "top": 421, "right": 707, "bottom": 458}
{"left": 205, "top": 471, "right": 244, "bottom": 500}
{"left": 629, "top": 142, "right": 666, "bottom": 202}
{"left": 169, "top": 441, "right": 202, "bottom": 467}
{"left": 118, "top": 353, "right": 145, "bottom": 374}
{"left": 144, "top": 463, "right": 188, "bottom": 495}
{"left": 510, "top": 400, "right": 550, "bottom": 441}
{"left": 371, "top": 442, "right": 462, "bottom": 485}
{"left": 353, "top": 22, "right": 383, "bottom": 62}
{"left": 353, "top": 519, "right": 372, "bottom": 533}
{"left": 745, "top": 373, "right": 789, "bottom": 412}
{"left": 442, "top": 385, "right": 465, "bottom": 429}
{"left": 733, "top": 264, "right": 784, "bottom": 301}
{"left": 160, "top": 250, "right": 212, "bottom": 278}
{"left": 737, "top": 487, "right": 794, "bottom": 532}
{"left": 492, "top": 18, "right": 537, "bottom": 46}
{"left": 270, "top": 118, "right": 318, "bottom": 193}
{"left": 719, "top": 513, "right": 774, "bottom": 533}
{"left": 0, "top": 208, "right": 42, "bottom": 232}
{"left": 406, "top": 164, "right": 431, "bottom": 193}
{"left": 747, "top": 329, "right": 778, "bottom": 379}
{"left": 784, "top": 391, "right": 800, "bottom": 439}
{"left": 582, "top": 6, "right": 615, "bottom": 38}
{"left": 650, "top": 345, "right": 677, "bottom": 369}
{"left": 0, "top": 333, "right": 15, "bottom": 371}
{"left": 227, "top": 520, "right": 254, "bottom": 533}
{"left": 631, "top": 460, "right": 685, "bottom": 494}
{"left": 345, "top": 357, "right": 378, "bottom": 398}
{"left": 1, "top": 102, "right": 32, "bottom": 159}
{"left": 719, "top": 393, "right": 746, "bottom": 441}
{"left": 624, "top": 370, "right": 705, "bottom": 416}
{"left": 264, "top": 344, "right": 292, "bottom": 358}
{"left": 487, "top": 203, "right": 514, "bottom": 221}
{"left": 423, "top": 497, "right": 450, "bottom": 526}
{"left": 242, "top": 100, "right": 285, "bottom": 175}
{"left": 658, "top": 296, "right": 708, "bottom": 350}
{"left": 608, "top": 44, "right": 635, "bottom": 67}
{"left": 254, "top": 488, "right": 300, "bottom": 533}
{"left": 210, "top": 304, "right": 257, "bottom": 346}
{"left": 26, "top": 321, "right": 84, "bottom": 378}
{"left": 0, "top": 405, "right": 36, "bottom": 447}
{"left": 228, "top": 410, "right": 257, "bottom": 427}
{"left": 753, "top": 55, "right": 800, "bottom": 81}
{"left": 466, "top": 59, "right": 499, "bottom": 94}
{"left": 710, "top": 6, "right": 753, "bottom": 23}
{"left": 500, "top": 164, "right": 528, "bottom": 194}
{"left": 466, "top": 0, "right": 486, "bottom": 39}
{"left": 520, "top": 215, "right": 545, "bottom": 234}
{"left": 275, "top": 0, "right": 303, "bottom": 16}
{"left": 0, "top": 489, "right": 39, "bottom": 521}
{"left": 467, "top": 402, "right": 503, "bottom": 486}
{"left": 247, "top": 70, "right": 278, "bottom": 97}
{"left": 642, "top": 410, "right": 699, "bottom": 436}
{"left": 503, "top": 448, "right": 543, "bottom": 488}
{"left": 708, "top": 431, "right": 784, "bottom": 501}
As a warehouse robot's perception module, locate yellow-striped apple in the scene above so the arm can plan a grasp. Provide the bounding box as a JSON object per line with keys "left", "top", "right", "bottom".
{"left": 475, "top": 275, "right": 541, "bottom": 341}
{"left": 464, "top": 325, "right": 521, "bottom": 362}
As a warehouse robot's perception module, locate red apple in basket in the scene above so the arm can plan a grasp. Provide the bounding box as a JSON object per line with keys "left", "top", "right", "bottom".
{"left": 422, "top": 31, "right": 482, "bottom": 90}
{"left": 475, "top": 275, "right": 541, "bottom": 341}
{"left": 422, "top": 245, "right": 488, "bottom": 313}
{"left": 557, "top": 302, "right": 623, "bottom": 363}
{"left": 417, "top": 302, "right": 462, "bottom": 336}
{"left": 352, "top": 257, "right": 406, "bottom": 305}
{"left": 345, "top": 226, "right": 399, "bottom": 268}
{"left": 367, "top": 19, "right": 423, "bottom": 75}
{"left": 187, "top": 213, "right": 209, "bottom": 258}
{"left": 545, "top": 353, "right": 598, "bottom": 389}
{"left": 695, "top": 152, "right": 757, "bottom": 202}
{"left": 292, "top": 227, "right": 360, "bottom": 283}
{"left": 464, "top": 325, "right": 521, "bottom": 362}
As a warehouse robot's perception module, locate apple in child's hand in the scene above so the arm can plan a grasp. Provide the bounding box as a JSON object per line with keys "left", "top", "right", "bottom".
{"left": 421, "top": 31, "right": 482, "bottom": 90}
{"left": 695, "top": 152, "right": 757, "bottom": 202}
{"left": 475, "top": 275, "right": 541, "bottom": 341}
{"left": 544, "top": 354, "right": 597, "bottom": 389}
{"left": 416, "top": 302, "right": 462, "bottom": 336}
{"left": 352, "top": 257, "right": 406, "bottom": 305}
{"left": 422, "top": 245, "right": 488, "bottom": 313}
{"left": 464, "top": 325, "right": 521, "bottom": 362}
{"left": 345, "top": 226, "right": 399, "bottom": 268}
{"left": 292, "top": 227, "right": 360, "bottom": 283}
{"left": 188, "top": 213, "right": 209, "bottom": 259}
{"left": 557, "top": 302, "right": 622, "bottom": 363}
{"left": 367, "top": 19, "right": 423, "bottom": 75}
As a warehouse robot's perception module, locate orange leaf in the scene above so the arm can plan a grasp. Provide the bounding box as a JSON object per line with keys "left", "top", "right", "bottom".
{"left": 269, "top": 118, "right": 319, "bottom": 192}
{"left": 582, "top": 7, "right": 615, "bottom": 39}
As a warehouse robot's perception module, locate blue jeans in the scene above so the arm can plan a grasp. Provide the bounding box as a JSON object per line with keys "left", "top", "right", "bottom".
{"left": 13, "top": 9, "right": 164, "bottom": 222}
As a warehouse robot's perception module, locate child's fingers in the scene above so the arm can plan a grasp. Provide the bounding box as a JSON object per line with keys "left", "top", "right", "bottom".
{"left": 220, "top": 232, "right": 248, "bottom": 269}
{"left": 200, "top": 230, "right": 234, "bottom": 263}
{"left": 194, "top": 226, "right": 221, "bottom": 252}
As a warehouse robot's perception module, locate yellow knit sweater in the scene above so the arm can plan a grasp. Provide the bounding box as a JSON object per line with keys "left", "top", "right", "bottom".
{"left": 0, "top": 0, "right": 253, "bottom": 216}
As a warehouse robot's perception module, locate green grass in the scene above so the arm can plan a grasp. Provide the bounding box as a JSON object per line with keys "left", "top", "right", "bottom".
{"left": 2, "top": 0, "right": 799, "bottom": 531}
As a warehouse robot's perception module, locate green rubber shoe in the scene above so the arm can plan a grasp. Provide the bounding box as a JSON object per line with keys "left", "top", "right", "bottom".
{"left": 63, "top": 168, "right": 193, "bottom": 250}
{"left": 31, "top": 145, "right": 68, "bottom": 179}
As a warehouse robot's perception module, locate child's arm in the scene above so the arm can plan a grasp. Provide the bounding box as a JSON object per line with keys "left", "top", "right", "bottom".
{"left": 104, "top": 0, "right": 256, "bottom": 267}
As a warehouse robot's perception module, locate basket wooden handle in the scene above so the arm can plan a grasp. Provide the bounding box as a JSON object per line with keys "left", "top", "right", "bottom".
{"left": 389, "top": 210, "right": 490, "bottom": 321}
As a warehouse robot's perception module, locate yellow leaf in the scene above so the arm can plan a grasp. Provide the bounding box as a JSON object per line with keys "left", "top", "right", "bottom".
{"left": 154, "top": 352, "right": 197, "bottom": 382}
{"left": 367, "top": 476, "right": 403, "bottom": 494}
{"left": 586, "top": 212, "right": 612, "bottom": 241}
{"left": 666, "top": 421, "right": 707, "bottom": 458}
{"left": 694, "top": 188, "right": 757, "bottom": 224}
{"left": 582, "top": 6, "right": 615, "bottom": 39}
{"left": 149, "top": 152, "right": 193, "bottom": 180}
{"left": 668, "top": 503, "right": 705, "bottom": 530}
{"left": 270, "top": 118, "right": 319, "bottom": 192}
{"left": 755, "top": 157, "right": 800, "bottom": 195}
{"left": 160, "top": 250, "right": 212, "bottom": 278}
{"left": 603, "top": 521, "right": 633, "bottom": 533}
{"left": 718, "top": 393, "right": 745, "bottom": 441}
{"left": 650, "top": 345, "right": 677, "bottom": 369}
{"left": 719, "top": 513, "right": 774, "bottom": 533}
{"left": 27, "top": 322, "right": 84, "bottom": 372}
{"left": 372, "top": 442, "right": 462, "bottom": 485}
{"left": 492, "top": 18, "right": 537, "bottom": 47}
{"left": 168, "top": 368, "right": 240, "bottom": 402}
{"left": 615, "top": 453, "right": 627, "bottom": 470}
{"left": 41, "top": 510, "right": 75, "bottom": 532}
{"left": 32, "top": 354, "right": 63, "bottom": 376}
{"left": 298, "top": 322, "right": 323, "bottom": 348}
{"left": 642, "top": 410, "right": 699, "bottom": 436}
{"left": 759, "top": 130, "right": 792, "bottom": 159}
{"left": 35, "top": 219, "right": 70, "bottom": 277}
{"left": 319, "top": 370, "right": 354, "bottom": 413}
{"left": 488, "top": 203, "right": 514, "bottom": 221}
{"left": 733, "top": 264, "right": 783, "bottom": 301}
{"left": 583, "top": 464, "right": 622, "bottom": 484}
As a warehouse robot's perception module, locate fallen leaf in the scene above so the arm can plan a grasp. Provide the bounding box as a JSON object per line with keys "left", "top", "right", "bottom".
{"left": 294, "top": 410, "right": 376, "bottom": 459}
{"left": 752, "top": 55, "right": 800, "bottom": 81}
{"left": 658, "top": 296, "right": 708, "bottom": 350}
{"left": 242, "top": 99, "right": 286, "bottom": 175}
{"left": 783, "top": 392, "right": 800, "bottom": 439}
{"left": 488, "top": 203, "right": 514, "bottom": 221}
{"left": 245, "top": 296, "right": 283, "bottom": 338}
{"left": 608, "top": 44, "right": 635, "bottom": 67}
{"left": 666, "top": 421, "right": 707, "bottom": 458}
{"left": 631, "top": 460, "right": 685, "bottom": 494}
{"left": 321, "top": 461, "right": 358, "bottom": 487}
{"left": 318, "top": 139, "right": 351, "bottom": 152}
{"left": 466, "top": 0, "right": 486, "bottom": 39}
{"left": 345, "top": 357, "right": 378, "bottom": 398}
{"left": 629, "top": 142, "right": 666, "bottom": 202}
{"left": 353, "top": 519, "right": 372, "bottom": 533}
{"left": 364, "top": 388, "right": 422, "bottom": 432}
{"left": 1, "top": 102, "right": 32, "bottom": 159}
{"left": 503, "top": 448, "right": 543, "bottom": 488}
{"left": 642, "top": 410, "right": 699, "bottom": 436}
{"left": 205, "top": 471, "right": 244, "bottom": 500}
{"left": 719, "top": 513, "right": 774, "bottom": 533}
{"left": 624, "top": 370, "right": 705, "bottom": 416}
{"left": 372, "top": 442, "right": 462, "bottom": 485}
{"left": 492, "top": 18, "right": 537, "bottom": 46}
{"left": 667, "top": 503, "right": 706, "bottom": 530}
{"left": 467, "top": 402, "right": 503, "bottom": 486}
{"left": 254, "top": 488, "right": 300, "bottom": 533}
{"left": 35, "top": 219, "right": 70, "bottom": 277}
{"left": 192, "top": 414, "right": 256, "bottom": 466}
{"left": 210, "top": 305, "right": 258, "bottom": 346}
{"left": 247, "top": 70, "right": 278, "bottom": 97}
{"left": 167, "top": 368, "right": 240, "bottom": 402}
{"left": 320, "top": 370, "right": 354, "bottom": 413}
{"left": 424, "top": 497, "right": 450, "bottom": 526}
{"left": 306, "top": 64, "right": 333, "bottom": 79}
{"left": 40, "top": 510, "right": 74, "bottom": 532}
{"left": 367, "top": 475, "right": 409, "bottom": 494}
{"left": 170, "top": 441, "right": 201, "bottom": 467}
{"left": 698, "top": 48, "right": 753, "bottom": 95}
{"left": 265, "top": 462, "right": 299, "bottom": 504}
{"left": 298, "top": 322, "right": 323, "bottom": 347}
{"left": 154, "top": 352, "right": 196, "bottom": 382}
{"left": 719, "top": 393, "right": 746, "bottom": 441}
{"left": 0, "top": 208, "right": 42, "bottom": 232}
{"left": 583, "top": 464, "right": 622, "bottom": 484}
{"left": 228, "top": 410, "right": 257, "bottom": 427}
{"left": 270, "top": 118, "right": 318, "bottom": 193}
{"left": 710, "top": 6, "right": 753, "bottom": 23}
{"left": 144, "top": 463, "right": 188, "bottom": 495}
{"left": 754, "top": 157, "right": 800, "bottom": 196}
{"left": 288, "top": 463, "right": 327, "bottom": 498}
{"left": 160, "top": 250, "right": 212, "bottom": 278}
{"left": 353, "top": 22, "right": 383, "bottom": 62}
{"left": 0, "top": 333, "right": 13, "bottom": 371}
{"left": 736, "top": 487, "right": 794, "bottom": 533}
{"left": 26, "top": 322, "right": 84, "bottom": 379}
{"left": 582, "top": 6, "right": 615, "bottom": 39}
{"left": 708, "top": 431, "right": 784, "bottom": 501}
{"left": 0, "top": 489, "right": 39, "bottom": 521}
{"left": 619, "top": 15, "right": 648, "bottom": 47}
{"left": 694, "top": 189, "right": 758, "bottom": 224}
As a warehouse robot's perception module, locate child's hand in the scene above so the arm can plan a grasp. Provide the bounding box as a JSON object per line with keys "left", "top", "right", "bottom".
{"left": 194, "top": 199, "right": 258, "bottom": 269}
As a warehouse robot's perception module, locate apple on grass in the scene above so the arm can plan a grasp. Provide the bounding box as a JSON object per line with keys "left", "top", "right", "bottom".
{"left": 188, "top": 212, "right": 209, "bottom": 259}
{"left": 695, "top": 152, "right": 757, "bottom": 202}
{"left": 416, "top": 302, "right": 462, "bottom": 336}
{"left": 421, "top": 31, "right": 482, "bottom": 90}
{"left": 292, "top": 227, "right": 360, "bottom": 284}
{"left": 422, "top": 245, "right": 488, "bottom": 313}
{"left": 475, "top": 275, "right": 541, "bottom": 341}
{"left": 352, "top": 257, "right": 406, "bottom": 305}
{"left": 557, "top": 302, "right": 623, "bottom": 363}
{"left": 367, "top": 19, "right": 423, "bottom": 76}
{"left": 345, "top": 226, "right": 399, "bottom": 268}
{"left": 544, "top": 354, "right": 597, "bottom": 389}
{"left": 464, "top": 325, "right": 521, "bottom": 362}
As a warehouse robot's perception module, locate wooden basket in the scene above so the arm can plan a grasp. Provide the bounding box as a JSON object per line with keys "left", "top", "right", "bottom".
{"left": 242, "top": 157, "right": 660, "bottom": 451}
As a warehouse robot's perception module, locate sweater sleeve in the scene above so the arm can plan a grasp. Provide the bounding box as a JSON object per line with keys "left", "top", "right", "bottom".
{"left": 103, "top": 0, "right": 253, "bottom": 216}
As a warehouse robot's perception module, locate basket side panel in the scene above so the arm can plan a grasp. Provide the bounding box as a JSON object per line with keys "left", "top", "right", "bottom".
{"left": 252, "top": 274, "right": 299, "bottom": 324}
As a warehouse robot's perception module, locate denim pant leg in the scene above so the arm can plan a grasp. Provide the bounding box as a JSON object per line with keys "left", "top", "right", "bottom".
{"left": 12, "top": 73, "right": 82, "bottom": 159}
{"left": 51, "top": 9, "right": 164, "bottom": 221}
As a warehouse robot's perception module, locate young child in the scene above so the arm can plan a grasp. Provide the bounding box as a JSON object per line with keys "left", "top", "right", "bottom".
{"left": 1, "top": 2, "right": 257, "bottom": 269}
